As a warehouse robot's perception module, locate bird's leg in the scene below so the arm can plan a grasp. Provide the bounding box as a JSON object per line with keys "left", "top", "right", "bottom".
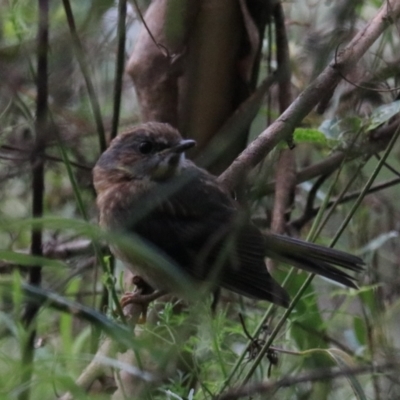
{"left": 211, "top": 288, "right": 221, "bottom": 314}
{"left": 120, "top": 275, "right": 167, "bottom": 323}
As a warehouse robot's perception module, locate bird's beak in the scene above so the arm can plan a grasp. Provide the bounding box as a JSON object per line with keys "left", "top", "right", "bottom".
{"left": 170, "top": 139, "right": 196, "bottom": 154}
{"left": 151, "top": 139, "right": 196, "bottom": 181}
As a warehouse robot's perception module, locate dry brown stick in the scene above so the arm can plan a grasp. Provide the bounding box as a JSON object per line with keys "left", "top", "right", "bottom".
{"left": 218, "top": 1, "right": 400, "bottom": 191}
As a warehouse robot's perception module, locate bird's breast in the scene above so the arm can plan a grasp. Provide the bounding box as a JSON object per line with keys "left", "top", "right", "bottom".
{"left": 96, "top": 180, "right": 156, "bottom": 230}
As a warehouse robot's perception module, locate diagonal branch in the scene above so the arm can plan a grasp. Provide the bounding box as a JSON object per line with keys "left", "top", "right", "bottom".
{"left": 218, "top": 1, "right": 400, "bottom": 191}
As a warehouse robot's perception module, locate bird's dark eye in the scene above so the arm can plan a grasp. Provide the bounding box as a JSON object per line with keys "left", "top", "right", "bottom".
{"left": 138, "top": 141, "right": 153, "bottom": 154}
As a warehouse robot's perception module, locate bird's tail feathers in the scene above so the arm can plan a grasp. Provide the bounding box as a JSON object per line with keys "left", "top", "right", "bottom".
{"left": 265, "top": 233, "right": 364, "bottom": 288}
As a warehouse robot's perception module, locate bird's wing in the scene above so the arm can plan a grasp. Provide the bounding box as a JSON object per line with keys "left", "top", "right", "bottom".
{"left": 129, "top": 170, "right": 237, "bottom": 277}
{"left": 125, "top": 168, "right": 290, "bottom": 306}
{"left": 220, "top": 223, "right": 290, "bottom": 306}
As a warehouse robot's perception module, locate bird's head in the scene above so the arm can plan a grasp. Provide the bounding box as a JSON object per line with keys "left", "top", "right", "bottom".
{"left": 93, "top": 123, "right": 196, "bottom": 189}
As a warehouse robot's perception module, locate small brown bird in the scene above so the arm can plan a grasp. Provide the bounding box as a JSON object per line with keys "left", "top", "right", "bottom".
{"left": 93, "top": 122, "right": 363, "bottom": 307}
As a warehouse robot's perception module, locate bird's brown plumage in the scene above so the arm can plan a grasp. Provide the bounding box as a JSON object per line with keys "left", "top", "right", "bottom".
{"left": 93, "top": 122, "right": 364, "bottom": 307}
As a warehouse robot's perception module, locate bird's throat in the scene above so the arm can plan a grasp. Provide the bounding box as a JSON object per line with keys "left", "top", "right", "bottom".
{"left": 151, "top": 153, "right": 183, "bottom": 181}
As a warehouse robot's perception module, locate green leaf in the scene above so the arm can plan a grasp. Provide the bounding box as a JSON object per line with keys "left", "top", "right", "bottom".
{"left": 293, "top": 128, "right": 328, "bottom": 144}
{"left": 358, "top": 286, "right": 379, "bottom": 316}
{"left": 353, "top": 316, "right": 366, "bottom": 346}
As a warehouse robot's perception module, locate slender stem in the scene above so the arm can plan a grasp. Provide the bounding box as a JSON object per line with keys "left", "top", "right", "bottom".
{"left": 19, "top": 1, "right": 48, "bottom": 399}
{"left": 313, "top": 159, "right": 367, "bottom": 239}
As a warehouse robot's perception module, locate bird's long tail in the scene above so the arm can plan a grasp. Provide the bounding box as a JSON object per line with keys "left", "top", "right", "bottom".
{"left": 264, "top": 233, "right": 364, "bottom": 288}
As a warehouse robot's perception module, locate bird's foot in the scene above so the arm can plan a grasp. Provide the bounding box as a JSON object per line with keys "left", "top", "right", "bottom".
{"left": 120, "top": 276, "right": 166, "bottom": 323}
{"left": 120, "top": 289, "right": 167, "bottom": 307}
{"left": 120, "top": 290, "right": 166, "bottom": 323}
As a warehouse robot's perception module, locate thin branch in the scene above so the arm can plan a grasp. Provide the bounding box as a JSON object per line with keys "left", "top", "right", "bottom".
{"left": 218, "top": 1, "right": 400, "bottom": 190}
{"left": 218, "top": 362, "right": 399, "bottom": 400}
{"left": 375, "top": 154, "right": 400, "bottom": 178}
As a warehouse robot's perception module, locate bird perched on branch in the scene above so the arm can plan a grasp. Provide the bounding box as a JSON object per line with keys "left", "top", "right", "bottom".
{"left": 93, "top": 122, "right": 363, "bottom": 307}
